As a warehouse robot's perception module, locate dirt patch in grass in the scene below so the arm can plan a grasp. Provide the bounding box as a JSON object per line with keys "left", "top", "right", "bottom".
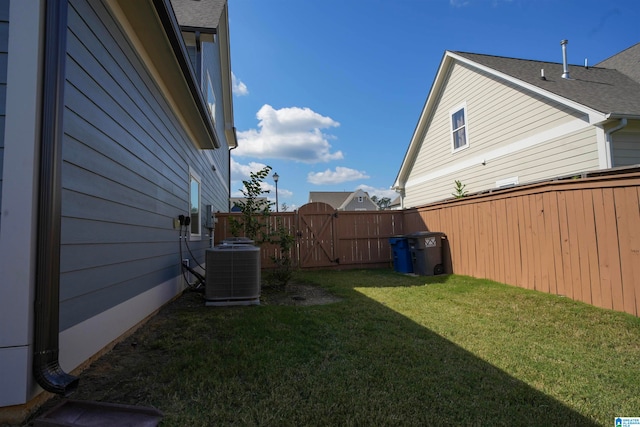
{"left": 261, "top": 281, "right": 342, "bottom": 306}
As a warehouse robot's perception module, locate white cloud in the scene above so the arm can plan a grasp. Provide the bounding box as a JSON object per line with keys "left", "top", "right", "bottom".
{"left": 356, "top": 184, "right": 398, "bottom": 201}
{"left": 231, "top": 72, "right": 249, "bottom": 96}
{"left": 307, "top": 167, "right": 369, "bottom": 185}
{"left": 230, "top": 158, "right": 292, "bottom": 199}
{"left": 230, "top": 158, "right": 268, "bottom": 181}
{"left": 235, "top": 104, "right": 343, "bottom": 163}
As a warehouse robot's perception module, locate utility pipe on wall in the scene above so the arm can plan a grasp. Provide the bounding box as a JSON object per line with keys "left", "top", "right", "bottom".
{"left": 33, "top": 0, "right": 78, "bottom": 395}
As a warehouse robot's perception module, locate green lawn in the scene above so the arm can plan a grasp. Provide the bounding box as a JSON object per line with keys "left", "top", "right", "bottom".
{"left": 32, "top": 269, "right": 640, "bottom": 426}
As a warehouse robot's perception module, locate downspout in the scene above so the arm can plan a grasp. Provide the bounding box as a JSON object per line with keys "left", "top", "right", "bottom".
{"left": 605, "top": 118, "right": 628, "bottom": 167}
{"left": 33, "top": 0, "right": 79, "bottom": 395}
{"left": 228, "top": 129, "right": 237, "bottom": 212}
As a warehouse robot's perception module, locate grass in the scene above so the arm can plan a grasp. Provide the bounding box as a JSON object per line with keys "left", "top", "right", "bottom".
{"left": 30, "top": 269, "right": 640, "bottom": 426}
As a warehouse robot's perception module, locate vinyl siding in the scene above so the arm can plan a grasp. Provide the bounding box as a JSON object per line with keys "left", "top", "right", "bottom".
{"left": 611, "top": 120, "right": 640, "bottom": 167}
{"left": 60, "top": 0, "right": 229, "bottom": 331}
{"left": 404, "top": 61, "right": 598, "bottom": 207}
{"left": 0, "top": 1, "right": 9, "bottom": 230}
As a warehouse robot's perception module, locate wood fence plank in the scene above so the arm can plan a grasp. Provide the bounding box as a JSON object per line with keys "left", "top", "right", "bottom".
{"left": 496, "top": 198, "right": 508, "bottom": 285}
{"left": 534, "top": 193, "right": 547, "bottom": 292}
{"left": 478, "top": 202, "right": 489, "bottom": 279}
{"left": 542, "top": 192, "right": 558, "bottom": 295}
{"left": 507, "top": 196, "right": 522, "bottom": 287}
{"left": 615, "top": 187, "right": 639, "bottom": 316}
{"left": 635, "top": 187, "right": 640, "bottom": 316}
{"left": 473, "top": 203, "right": 491, "bottom": 278}
{"left": 549, "top": 192, "right": 565, "bottom": 296}
{"left": 575, "top": 190, "right": 594, "bottom": 306}
{"left": 487, "top": 201, "right": 496, "bottom": 281}
{"left": 460, "top": 205, "right": 468, "bottom": 275}
{"left": 525, "top": 195, "right": 538, "bottom": 289}
{"left": 592, "top": 189, "right": 615, "bottom": 310}
{"left": 604, "top": 189, "right": 625, "bottom": 311}
{"left": 560, "top": 191, "right": 579, "bottom": 300}
{"left": 568, "top": 191, "right": 586, "bottom": 302}
{"left": 582, "top": 190, "right": 602, "bottom": 309}
{"left": 517, "top": 196, "right": 531, "bottom": 289}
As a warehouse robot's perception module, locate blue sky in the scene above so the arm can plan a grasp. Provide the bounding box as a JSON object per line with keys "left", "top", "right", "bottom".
{"left": 227, "top": 0, "right": 639, "bottom": 210}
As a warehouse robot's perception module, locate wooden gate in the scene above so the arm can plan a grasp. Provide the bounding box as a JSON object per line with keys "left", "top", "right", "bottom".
{"left": 296, "top": 202, "right": 339, "bottom": 268}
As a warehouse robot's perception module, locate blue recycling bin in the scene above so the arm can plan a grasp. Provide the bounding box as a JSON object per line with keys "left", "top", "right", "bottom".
{"left": 389, "top": 235, "right": 413, "bottom": 273}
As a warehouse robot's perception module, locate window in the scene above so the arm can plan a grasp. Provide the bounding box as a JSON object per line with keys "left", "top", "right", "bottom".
{"left": 190, "top": 172, "right": 201, "bottom": 238}
{"left": 450, "top": 103, "right": 468, "bottom": 152}
{"left": 205, "top": 71, "right": 216, "bottom": 123}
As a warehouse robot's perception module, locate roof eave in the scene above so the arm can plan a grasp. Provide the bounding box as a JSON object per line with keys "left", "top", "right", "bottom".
{"left": 393, "top": 50, "right": 453, "bottom": 190}
{"left": 448, "top": 51, "right": 608, "bottom": 124}
{"left": 605, "top": 113, "right": 640, "bottom": 120}
{"left": 107, "top": 0, "right": 220, "bottom": 150}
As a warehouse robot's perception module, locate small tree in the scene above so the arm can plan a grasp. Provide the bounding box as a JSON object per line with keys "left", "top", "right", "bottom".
{"left": 371, "top": 195, "right": 392, "bottom": 210}
{"left": 230, "top": 166, "right": 295, "bottom": 286}
{"left": 230, "top": 166, "right": 272, "bottom": 242}
{"left": 452, "top": 180, "right": 468, "bottom": 199}
{"left": 264, "top": 219, "right": 295, "bottom": 287}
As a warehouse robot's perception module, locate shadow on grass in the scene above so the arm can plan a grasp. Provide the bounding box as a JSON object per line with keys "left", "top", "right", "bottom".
{"left": 295, "top": 269, "right": 601, "bottom": 426}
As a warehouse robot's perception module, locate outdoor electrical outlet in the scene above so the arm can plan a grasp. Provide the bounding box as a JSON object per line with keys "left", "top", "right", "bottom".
{"left": 173, "top": 218, "right": 180, "bottom": 229}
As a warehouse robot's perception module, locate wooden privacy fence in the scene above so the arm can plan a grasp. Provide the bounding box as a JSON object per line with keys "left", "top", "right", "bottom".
{"left": 214, "top": 172, "right": 639, "bottom": 317}
{"left": 404, "top": 171, "right": 640, "bottom": 317}
{"left": 214, "top": 202, "right": 405, "bottom": 270}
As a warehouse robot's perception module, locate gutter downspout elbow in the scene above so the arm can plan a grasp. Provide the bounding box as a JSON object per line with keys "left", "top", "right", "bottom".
{"left": 605, "top": 118, "right": 628, "bottom": 168}
{"left": 33, "top": 0, "right": 78, "bottom": 396}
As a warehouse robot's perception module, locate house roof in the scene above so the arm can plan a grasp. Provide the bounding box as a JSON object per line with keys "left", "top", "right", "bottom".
{"left": 308, "top": 192, "right": 350, "bottom": 209}
{"left": 596, "top": 42, "right": 640, "bottom": 85}
{"left": 309, "top": 190, "right": 378, "bottom": 210}
{"left": 393, "top": 42, "right": 640, "bottom": 191}
{"left": 170, "top": 0, "right": 226, "bottom": 31}
{"left": 454, "top": 49, "right": 640, "bottom": 118}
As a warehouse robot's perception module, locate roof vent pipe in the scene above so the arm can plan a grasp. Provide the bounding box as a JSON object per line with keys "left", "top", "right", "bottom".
{"left": 561, "top": 39, "right": 570, "bottom": 79}
{"left": 33, "top": 0, "right": 79, "bottom": 396}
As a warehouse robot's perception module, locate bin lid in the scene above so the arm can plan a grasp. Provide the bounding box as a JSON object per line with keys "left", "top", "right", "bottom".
{"left": 221, "top": 237, "right": 255, "bottom": 245}
{"left": 407, "top": 231, "right": 446, "bottom": 238}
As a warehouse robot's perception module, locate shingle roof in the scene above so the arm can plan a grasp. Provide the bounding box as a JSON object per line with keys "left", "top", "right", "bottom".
{"left": 454, "top": 48, "right": 640, "bottom": 117}
{"left": 308, "top": 192, "right": 350, "bottom": 209}
{"left": 170, "top": 0, "right": 226, "bottom": 30}
{"left": 596, "top": 42, "right": 640, "bottom": 84}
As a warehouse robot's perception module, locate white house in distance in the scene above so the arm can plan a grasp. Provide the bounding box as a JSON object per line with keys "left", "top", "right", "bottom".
{"left": 393, "top": 41, "right": 640, "bottom": 208}
{"left": 0, "top": 0, "right": 236, "bottom": 419}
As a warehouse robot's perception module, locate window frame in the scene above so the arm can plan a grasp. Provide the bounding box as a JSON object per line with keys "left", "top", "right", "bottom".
{"left": 205, "top": 70, "right": 217, "bottom": 124}
{"left": 450, "top": 102, "right": 469, "bottom": 153}
{"left": 189, "top": 168, "right": 202, "bottom": 240}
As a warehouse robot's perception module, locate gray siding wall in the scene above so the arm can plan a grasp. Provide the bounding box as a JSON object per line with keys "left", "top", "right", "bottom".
{"left": 0, "top": 1, "right": 9, "bottom": 230}
{"left": 60, "top": 0, "right": 229, "bottom": 331}
{"left": 612, "top": 120, "right": 640, "bottom": 167}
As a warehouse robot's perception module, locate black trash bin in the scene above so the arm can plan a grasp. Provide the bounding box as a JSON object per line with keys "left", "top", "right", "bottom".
{"left": 407, "top": 231, "right": 446, "bottom": 276}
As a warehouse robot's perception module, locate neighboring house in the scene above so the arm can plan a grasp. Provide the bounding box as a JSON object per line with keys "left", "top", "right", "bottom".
{"left": 388, "top": 195, "right": 402, "bottom": 210}
{"left": 229, "top": 197, "right": 270, "bottom": 212}
{"left": 309, "top": 190, "right": 379, "bottom": 211}
{"left": 0, "top": 0, "right": 236, "bottom": 412}
{"left": 393, "top": 41, "right": 640, "bottom": 208}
